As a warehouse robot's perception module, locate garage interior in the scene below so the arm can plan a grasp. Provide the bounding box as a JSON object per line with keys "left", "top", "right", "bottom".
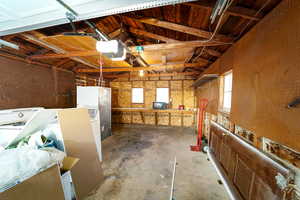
{"left": 0, "top": 0, "right": 300, "bottom": 199}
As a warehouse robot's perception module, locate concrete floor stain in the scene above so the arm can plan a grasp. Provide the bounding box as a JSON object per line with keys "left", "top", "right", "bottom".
{"left": 85, "top": 125, "right": 229, "bottom": 200}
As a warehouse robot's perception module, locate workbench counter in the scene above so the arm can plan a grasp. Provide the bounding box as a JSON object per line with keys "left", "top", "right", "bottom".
{"left": 112, "top": 108, "right": 196, "bottom": 114}
{"left": 111, "top": 108, "right": 196, "bottom": 126}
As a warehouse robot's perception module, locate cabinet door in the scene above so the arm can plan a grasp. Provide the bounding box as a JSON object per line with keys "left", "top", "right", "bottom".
{"left": 209, "top": 122, "right": 293, "bottom": 200}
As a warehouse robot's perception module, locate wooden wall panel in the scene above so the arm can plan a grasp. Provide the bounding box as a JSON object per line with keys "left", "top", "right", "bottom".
{"left": 156, "top": 81, "right": 169, "bottom": 88}
{"left": 196, "top": 0, "right": 300, "bottom": 151}
{"left": 119, "top": 82, "right": 131, "bottom": 108}
{"left": 110, "top": 82, "right": 120, "bottom": 107}
{"left": 157, "top": 113, "right": 169, "bottom": 126}
{"left": 144, "top": 113, "right": 156, "bottom": 125}
{"left": 132, "top": 112, "right": 143, "bottom": 124}
{"left": 112, "top": 112, "right": 121, "bottom": 124}
{"left": 111, "top": 79, "right": 196, "bottom": 127}
{"left": 230, "top": 0, "right": 300, "bottom": 151}
{"left": 160, "top": 76, "right": 172, "bottom": 81}
{"left": 196, "top": 79, "right": 219, "bottom": 115}
{"left": 170, "top": 80, "right": 182, "bottom": 109}
{"left": 120, "top": 112, "right": 131, "bottom": 123}
{"left": 183, "top": 80, "right": 195, "bottom": 109}
{"left": 0, "top": 57, "right": 75, "bottom": 109}
{"left": 145, "top": 81, "right": 156, "bottom": 108}
{"left": 183, "top": 114, "right": 194, "bottom": 127}
{"left": 132, "top": 81, "right": 143, "bottom": 88}
{"left": 170, "top": 113, "right": 182, "bottom": 126}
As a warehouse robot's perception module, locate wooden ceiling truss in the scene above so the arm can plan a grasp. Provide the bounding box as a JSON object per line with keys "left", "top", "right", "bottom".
{"left": 0, "top": 0, "right": 281, "bottom": 80}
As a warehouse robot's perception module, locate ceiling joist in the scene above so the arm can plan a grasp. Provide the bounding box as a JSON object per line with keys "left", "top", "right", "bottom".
{"left": 105, "top": 71, "right": 198, "bottom": 78}
{"left": 129, "top": 27, "right": 222, "bottom": 57}
{"left": 129, "top": 40, "right": 230, "bottom": 53}
{"left": 76, "top": 63, "right": 206, "bottom": 73}
{"left": 28, "top": 40, "right": 224, "bottom": 60}
{"left": 108, "top": 28, "right": 122, "bottom": 38}
{"left": 53, "top": 59, "right": 71, "bottom": 68}
{"left": 129, "top": 27, "right": 178, "bottom": 43}
{"left": 184, "top": 2, "right": 263, "bottom": 21}
{"left": 132, "top": 17, "right": 233, "bottom": 42}
{"left": 21, "top": 32, "right": 98, "bottom": 69}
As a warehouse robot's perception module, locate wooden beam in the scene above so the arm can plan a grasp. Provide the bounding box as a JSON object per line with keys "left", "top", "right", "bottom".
{"left": 105, "top": 71, "right": 198, "bottom": 78}
{"left": 133, "top": 18, "right": 232, "bottom": 42}
{"left": 76, "top": 63, "right": 206, "bottom": 73}
{"left": 29, "top": 50, "right": 100, "bottom": 60}
{"left": 53, "top": 59, "right": 70, "bottom": 68}
{"left": 184, "top": 2, "right": 262, "bottom": 21}
{"left": 129, "top": 40, "right": 229, "bottom": 53}
{"left": 29, "top": 40, "right": 224, "bottom": 60}
{"left": 108, "top": 28, "right": 122, "bottom": 38}
{"left": 21, "top": 32, "right": 98, "bottom": 68}
{"left": 205, "top": 48, "right": 222, "bottom": 57}
{"left": 129, "top": 27, "right": 178, "bottom": 43}
{"left": 129, "top": 27, "right": 221, "bottom": 57}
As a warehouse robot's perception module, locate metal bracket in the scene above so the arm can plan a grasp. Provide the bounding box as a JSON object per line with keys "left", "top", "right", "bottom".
{"left": 275, "top": 173, "right": 288, "bottom": 190}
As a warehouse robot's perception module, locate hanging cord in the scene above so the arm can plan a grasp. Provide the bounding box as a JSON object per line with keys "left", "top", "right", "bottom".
{"left": 98, "top": 49, "right": 104, "bottom": 86}
{"left": 203, "top": 0, "right": 234, "bottom": 43}
{"left": 191, "top": 0, "right": 234, "bottom": 63}
{"left": 234, "top": 0, "right": 272, "bottom": 40}
{"left": 191, "top": 0, "right": 269, "bottom": 64}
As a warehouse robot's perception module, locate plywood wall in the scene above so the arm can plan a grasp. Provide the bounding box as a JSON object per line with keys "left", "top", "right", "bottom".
{"left": 196, "top": 0, "right": 300, "bottom": 152}
{"left": 110, "top": 79, "right": 196, "bottom": 127}
{"left": 0, "top": 56, "right": 75, "bottom": 109}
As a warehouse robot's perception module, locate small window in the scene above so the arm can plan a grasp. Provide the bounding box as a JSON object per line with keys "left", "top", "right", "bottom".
{"left": 222, "top": 71, "right": 232, "bottom": 112}
{"left": 156, "top": 88, "right": 169, "bottom": 103}
{"left": 132, "top": 88, "right": 144, "bottom": 103}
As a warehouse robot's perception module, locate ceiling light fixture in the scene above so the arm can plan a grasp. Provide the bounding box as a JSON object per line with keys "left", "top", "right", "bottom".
{"left": 139, "top": 70, "right": 145, "bottom": 77}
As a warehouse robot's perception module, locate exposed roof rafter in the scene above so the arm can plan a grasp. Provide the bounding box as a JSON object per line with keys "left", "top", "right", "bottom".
{"left": 184, "top": 2, "right": 263, "bottom": 21}
{"left": 104, "top": 71, "right": 198, "bottom": 78}
{"left": 131, "top": 17, "right": 233, "bottom": 42}
{"left": 129, "top": 27, "right": 178, "bottom": 43}
{"left": 76, "top": 63, "right": 206, "bottom": 73}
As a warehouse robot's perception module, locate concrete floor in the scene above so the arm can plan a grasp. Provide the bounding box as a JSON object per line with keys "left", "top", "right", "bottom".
{"left": 86, "top": 125, "right": 229, "bottom": 200}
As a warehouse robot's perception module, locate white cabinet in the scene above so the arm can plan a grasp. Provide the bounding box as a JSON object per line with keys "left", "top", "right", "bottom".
{"left": 77, "top": 86, "right": 112, "bottom": 162}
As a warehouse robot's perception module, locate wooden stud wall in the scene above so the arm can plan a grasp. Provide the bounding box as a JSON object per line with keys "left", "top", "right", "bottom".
{"left": 110, "top": 78, "right": 196, "bottom": 127}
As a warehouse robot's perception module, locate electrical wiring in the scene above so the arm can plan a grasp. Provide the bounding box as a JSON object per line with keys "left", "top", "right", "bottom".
{"left": 191, "top": 0, "right": 234, "bottom": 63}
{"left": 98, "top": 50, "right": 104, "bottom": 86}
{"left": 192, "top": 0, "right": 270, "bottom": 63}
{"left": 234, "top": 0, "right": 272, "bottom": 40}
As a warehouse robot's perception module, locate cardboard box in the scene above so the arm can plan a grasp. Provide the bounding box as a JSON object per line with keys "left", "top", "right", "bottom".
{"left": 0, "top": 156, "right": 79, "bottom": 200}
{"left": 0, "top": 108, "right": 103, "bottom": 200}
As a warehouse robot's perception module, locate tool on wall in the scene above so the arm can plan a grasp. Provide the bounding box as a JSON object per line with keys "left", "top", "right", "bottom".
{"left": 287, "top": 97, "right": 300, "bottom": 109}
{"left": 190, "top": 98, "right": 208, "bottom": 152}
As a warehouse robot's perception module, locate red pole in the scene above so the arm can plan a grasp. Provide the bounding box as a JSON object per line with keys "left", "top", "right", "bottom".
{"left": 191, "top": 98, "right": 208, "bottom": 152}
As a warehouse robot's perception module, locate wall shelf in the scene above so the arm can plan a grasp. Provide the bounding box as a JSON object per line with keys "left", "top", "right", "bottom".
{"left": 192, "top": 74, "right": 219, "bottom": 87}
